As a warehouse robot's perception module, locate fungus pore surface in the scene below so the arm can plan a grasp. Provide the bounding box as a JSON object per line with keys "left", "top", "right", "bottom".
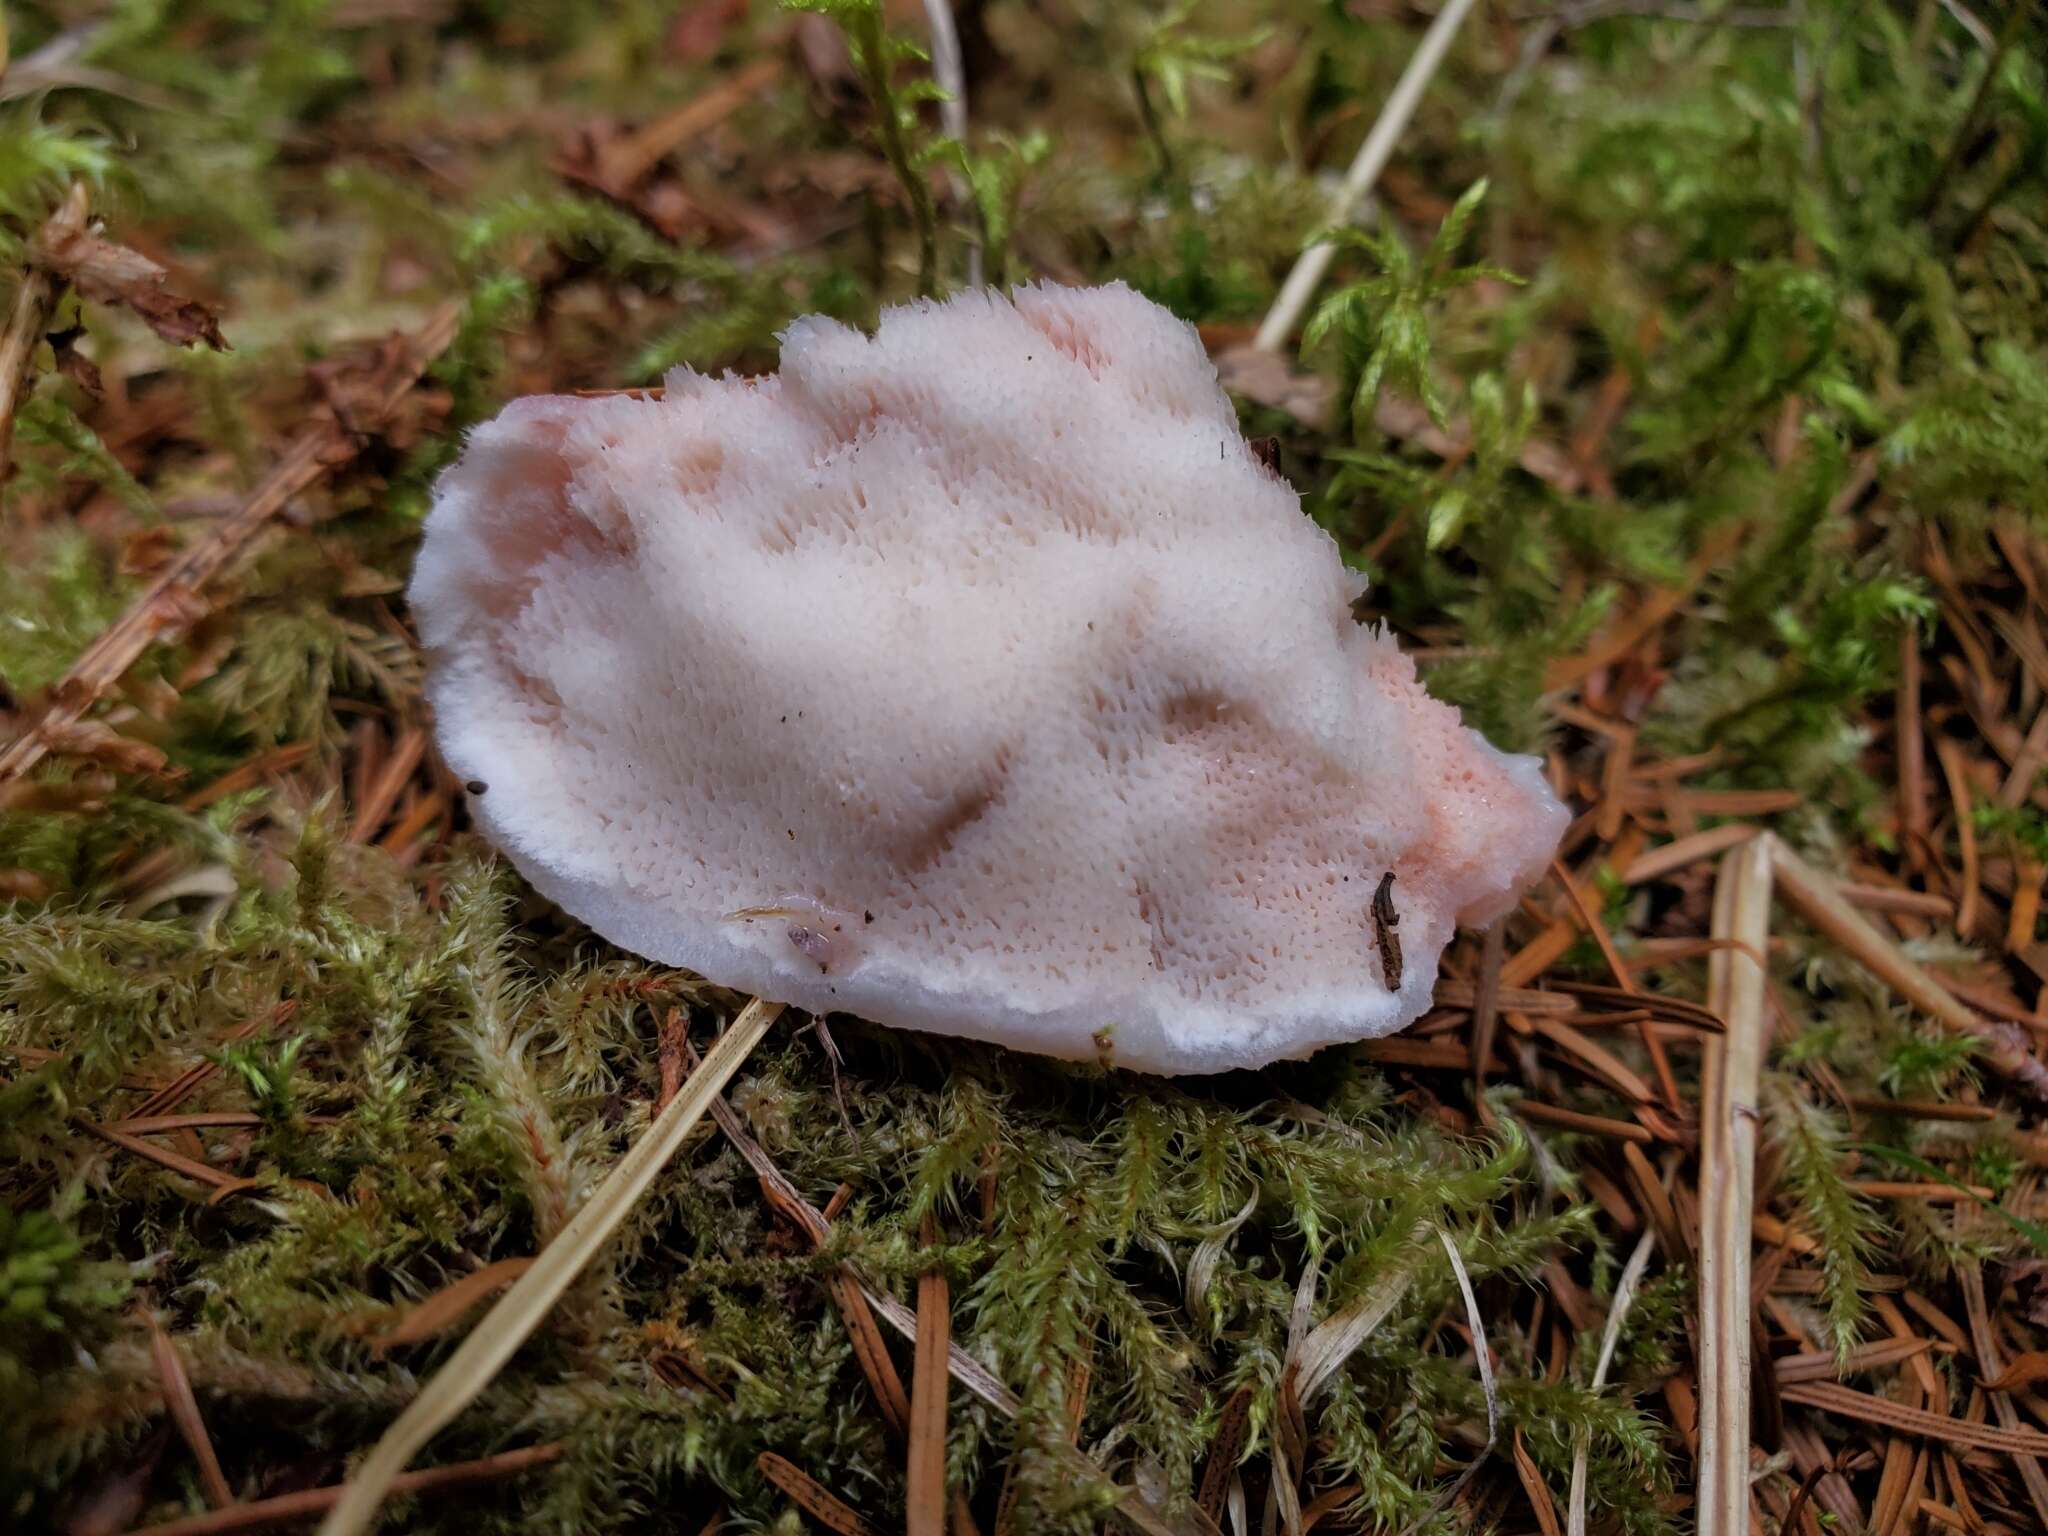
{"left": 411, "top": 282, "right": 1567, "bottom": 1074}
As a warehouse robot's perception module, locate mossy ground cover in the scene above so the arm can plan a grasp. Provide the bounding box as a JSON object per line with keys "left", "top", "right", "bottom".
{"left": 3, "top": 2, "right": 2048, "bottom": 1532}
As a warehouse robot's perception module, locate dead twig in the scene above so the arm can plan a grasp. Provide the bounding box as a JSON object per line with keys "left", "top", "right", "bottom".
{"left": 1697, "top": 838, "right": 1772, "bottom": 1536}
{"left": 0, "top": 183, "right": 89, "bottom": 486}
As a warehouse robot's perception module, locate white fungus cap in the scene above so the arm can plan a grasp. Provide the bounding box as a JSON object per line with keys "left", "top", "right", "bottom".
{"left": 410, "top": 281, "right": 1568, "bottom": 1074}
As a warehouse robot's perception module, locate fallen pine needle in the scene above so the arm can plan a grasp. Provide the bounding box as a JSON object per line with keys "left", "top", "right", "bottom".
{"left": 1776, "top": 1381, "right": 2048, "bottom": 1457}
{"left": 907, "top": 1213, "right": 951, "bottom": 1536}
{"left": 143, "top": 1307, "right": 235, "bottom": 1510}
{"left": 702, "top": 1084, "right": 1216, "bottom": 1536}
{"left": 316, "top": 999, "right": 783, "bottom": 1536}
{"left": 756, "top": 1452, "right": 883, "bottom": 1536}
{"left": 366, "top": 1257, "right": 537, "bottom": 1354}
{"left": 119, "top": 1444, "right": 562, "bottom": 1536}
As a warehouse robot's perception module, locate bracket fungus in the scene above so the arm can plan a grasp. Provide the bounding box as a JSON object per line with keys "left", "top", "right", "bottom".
{"left": 411, "top": 281, "right": 1566, "bottom": 1074}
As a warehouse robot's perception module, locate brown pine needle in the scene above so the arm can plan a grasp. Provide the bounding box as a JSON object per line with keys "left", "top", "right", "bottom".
{"left": 366, "top": 1258, "right": 537, "bottom": 1354}
{"left": 756, "top": 1452, "right": 883, "bottom": 1536}
{"left": 1777, "top": 1382, "right": 2048, "bottom": 1458}
{"left": 119, "top": 1446, "right": 562, "bottom": 1536}
{"left": 907, "top": 1213, "right": 951, "bottom": 1536}
{"left": 142, "top": 1307, "right": 235, "bottom": 1510}
{"left": 79, "top": 1118, "right": 238, "bottom": 1190}
{"left": 1925, "top": 737, "right": 1974, "bottom": 937}
{"left": 1958, "top": 1264, "right": 2048, "bottom": 1526}
{"left": 317, "top": 999, "right": 783, "bottom": 1536}
{"left": 1550, "top": 858, "right": 1681, "bottom": 1110}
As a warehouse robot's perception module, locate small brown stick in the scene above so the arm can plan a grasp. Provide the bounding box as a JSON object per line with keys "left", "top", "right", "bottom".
{"left": 142, "top": 1307, "right": 235, "bottom": 1509}
{"left": 1769, "top": 837, "right": 2048, "bottom": 1096}
{"left": 0, "top": 301, "right": 461, "bottom": 784}
{"left": 595, "top": 56, "right": 782, "bottom": 190}
{"left": 0, "top": 183, "right": 88, "bottom": 485}
{"left": 118, "top": 1444, "right": 562, "bottom": 1536}
{"left": 1935, "top": 739, "right": 1982, "bottom": 936}
{"left": 1697, "top": 839, "right": 1773, "bottom": 1536}
{"left": 79, "top": 1117, "right": 238, "bottom": 1189}
{"left": 907, "top": 1213, "right": 951, "bottom": 1536}
{"left": 1899, "top": 623, "right": 1930, "bottom": 869}
{"left": 1511, "top": 1100, "right": 1654, "bottom": 1144}
{"left": 1621, "top": 824, "right": 1757, "bottom": 885}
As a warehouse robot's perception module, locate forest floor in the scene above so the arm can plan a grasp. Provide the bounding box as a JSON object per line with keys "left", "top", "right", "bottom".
{"left": 5, "top": 2, "right": 2048, "bottom": 1534}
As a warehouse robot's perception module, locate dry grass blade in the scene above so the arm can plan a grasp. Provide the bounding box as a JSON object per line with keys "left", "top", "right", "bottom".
{"left": 1394, "top": 1230, "right": 1498, "bottom": 1536}
{"left": 908, "top": 1213, "right": 951, "bottom": 1536}
{"left": 0, "top": 300, "right": 461, "bottom": 784}
{"left": 1568, "top": 1228, "right": 1656, "bottom": 1536}
{"left": 1698, "top": 838, "right": 1772, "bottom": 1536}
{"left": 316, "top": 999, "right": 783, "bottom": 1536}
{"left": 1252, "top": 0, "right": 1483, "bottom": 349}
{"left": 1185, "top": 1192, "right": 1259, "bottom": 1328}
{"left": 142, "top": 1307, "right": 235, "bottom": 1510}
{"left": 1293, "top": 1229, "right": 1426, "bottom": 1407}
{"left": 119, "top": 1444, "right": 562, "bottom": 1536}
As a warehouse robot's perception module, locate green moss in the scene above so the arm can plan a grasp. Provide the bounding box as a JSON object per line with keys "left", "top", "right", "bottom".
{"left": 5, "top": 0, "right": 2047, "bottom": 1528}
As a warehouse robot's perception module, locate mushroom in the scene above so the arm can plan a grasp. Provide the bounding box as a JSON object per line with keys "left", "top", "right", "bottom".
{"left": 410, "top": 281, "right": 1567, "bottom": 1073}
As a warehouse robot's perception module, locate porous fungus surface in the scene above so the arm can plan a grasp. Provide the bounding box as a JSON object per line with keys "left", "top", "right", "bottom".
{"left": 410, "top": 282, "right": 1567, "bottom": 1073}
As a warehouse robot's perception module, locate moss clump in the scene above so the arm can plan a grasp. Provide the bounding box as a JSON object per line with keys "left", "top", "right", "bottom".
{"left": 5, "top": 0, "right": 2048, "bottom": 1531}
